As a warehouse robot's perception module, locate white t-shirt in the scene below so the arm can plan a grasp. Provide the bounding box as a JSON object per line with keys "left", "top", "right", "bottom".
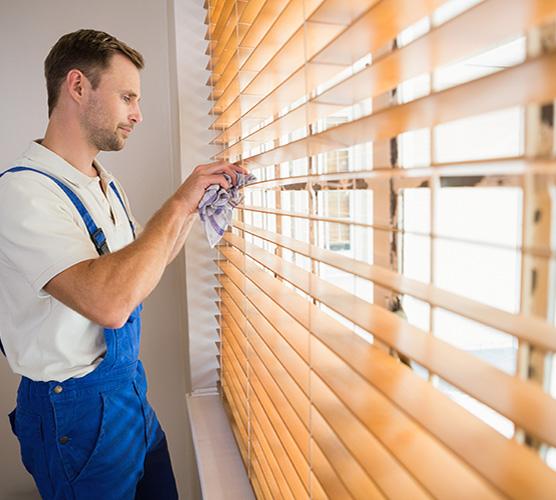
{"left": 0, "top": 141, "right": 141, "bottom": 382}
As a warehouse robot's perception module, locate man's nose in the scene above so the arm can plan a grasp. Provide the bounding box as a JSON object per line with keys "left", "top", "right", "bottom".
{"left": 130, "top": 103, "right": 143, "bottom": 125}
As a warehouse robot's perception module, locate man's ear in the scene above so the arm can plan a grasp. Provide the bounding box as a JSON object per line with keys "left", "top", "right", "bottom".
{"left": 66, "top": 69, "right": 90, "bottom": 105}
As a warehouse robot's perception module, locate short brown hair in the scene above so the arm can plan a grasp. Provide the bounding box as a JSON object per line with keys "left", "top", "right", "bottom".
{"left": 44, "top": 29, "right": 144, "bottom": 117}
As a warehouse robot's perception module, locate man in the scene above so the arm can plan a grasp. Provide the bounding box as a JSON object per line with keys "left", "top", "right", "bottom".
{"left": 0, "top": 29, "right": 243, "bottom": 499}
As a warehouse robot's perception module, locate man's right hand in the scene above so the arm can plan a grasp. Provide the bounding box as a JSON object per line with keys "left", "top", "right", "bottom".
{"left": 174, "top": 160, "right": 249, "bottom": 215}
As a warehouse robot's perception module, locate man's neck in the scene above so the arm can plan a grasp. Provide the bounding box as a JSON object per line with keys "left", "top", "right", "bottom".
{"left": 42, "top": 115, "right": 99, "bottom": 178}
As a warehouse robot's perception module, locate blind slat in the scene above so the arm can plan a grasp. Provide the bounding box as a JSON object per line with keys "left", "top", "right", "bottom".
{"left": 221, "top": 232, "right": 556, "bottom": 446}
{"left": 233, "top": 220, "right": 556, "bottom": 351}
{"left": 222, "top": 291, "right": 311, "bottom": 425}
{"left": 211, "top": 0, "right": 448, "bottom": 136}
{"left": 251, "top": 397, "right": 307, "bottom": 498}
{"left": 250, "top": 373, "right": 311, "bottom": 490}
{"left": 212, "top": 0, "right": 556, "bottom": 143}
{"left": 220, "top": 275, "right": 310, "bottom": 393}
{"left": 219, "top": 241, "right": 556, "bottom": 498}
{"left": 221, "top": 251, "right": 505, "bottom": 497}
{"left": 217, "top": 51, "right": 556, "bottom": 164}
{"left": 310, "top": 376, "right": 442, "bottom": 500}
{"left": 251, "top": 420, "right": 295, "bottom": 500}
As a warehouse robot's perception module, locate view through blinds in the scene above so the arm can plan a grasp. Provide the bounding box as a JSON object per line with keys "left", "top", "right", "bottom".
{"left": 205, "top": 0, "right": 556, "bottom": 498}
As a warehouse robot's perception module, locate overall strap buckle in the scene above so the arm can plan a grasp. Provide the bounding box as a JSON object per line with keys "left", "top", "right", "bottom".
{"left": 91, "top": 228, "right": 110, "bottom": 255}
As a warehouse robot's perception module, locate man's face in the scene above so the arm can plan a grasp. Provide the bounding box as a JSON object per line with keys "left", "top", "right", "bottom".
{"left": 80, "top": 53, "right": 142, "bottom": 152}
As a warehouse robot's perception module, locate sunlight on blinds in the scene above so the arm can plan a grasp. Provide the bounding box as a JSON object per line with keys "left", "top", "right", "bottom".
{"left": 205, "top": 0, "right": 556, "bottom": 497}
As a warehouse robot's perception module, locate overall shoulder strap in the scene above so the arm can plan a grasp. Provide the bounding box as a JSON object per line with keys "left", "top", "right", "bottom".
{"left": 109, "top": 181, "right": 136, "bottom": 239}
{"left": 0, "top": 166, "right": 110, "bottom": 255}
{"left": 0, "top": 166, "right": 114, "bottom": 357}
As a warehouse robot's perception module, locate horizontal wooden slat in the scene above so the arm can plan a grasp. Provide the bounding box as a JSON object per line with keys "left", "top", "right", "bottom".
{"left": 233, "top": 219, "right": 556, "bottom": 351}
{"left": 311, "top": 342, "right": 501, "bottom": 499}
{"left": 206, "top": 0, "right": 229, "bottom": 41}
{"left": 222, "top": 358, "right": 245, "bottom": 408}
{"left": 221, "top": 344, "right": 248, "bottom": 424}
{"left": 310, "top": 379, "right": 432, "bottom": 499}
{"left": 311, "top": 435, "right": 355, "bottom": 499}
{"left": 219, "top": 257, "right": 310, "bottom": 362}
{"left": 211, "top": 0, "right": 317, "bottom": 112}
{"left": 247, "top": 324, "right": 311, "bottom": 455}
{"left": 215, "top": 0, "right": 556, "bottom": 149}
{"left": 210, "top": 0, "right": 289, "bottom": 98}
{"left": 221, "top": 291, "right": 311, "bottom": 425}
{"left": 219, "top": 241, "right": 556, "bottom": 498}
{"left": 250, "top": 371, "right": 311, "bottom": 490}
{"left": 246, "top": 158, "right": 556, "bottom": 189}
{"left": 238, "top": 202, "right": 556, "bottom": 262}
{"left": 251, "top": 418, "right": 294, "bottom": 500}
{"left": 221, "top": 381, "right": 249, "bottom": 456}
{"left": 217, "top": 51, "right": 556, "bottom": 164}
{"left": 222, "top": 312, "right": 248, "bottom": 370}
{"left": 210, "top": 0, "right": 236, "bottom": 46}
{"left": 209, "top": 0, "right": 248, "bottom": 64}
{"left": 222, "top": 370, "right": 247, "bottom": 436}
{"left": 251, "top": 446, "right": 275, "bottom": 500}
{"left": 251, "top": 396, "right": 306, "bottom": 498}
{"left": 212, "top": 0, "right": 447, "bottom": 140}
{"left": 210, "top": 0, "right": 268, "bottom": 89}
{"left": 222, "top": 325, "right": 248, "bottom": 396}
{"left": 250, "top": 473, "right": 266, "bottom": 500}
{"left": 219, "top": 255, "right": 504, "bottom": 498}
{"left": 310, "top": 404, "right": 387, "bottom": 499}
{"left": 219, "top": 274, "right": 310, "bottom": 394}
{"left": 222, "top": 304, "right": 249, "bottom": 355}
{"left": 222, "top": 232, "right": 556, "bottom": 447}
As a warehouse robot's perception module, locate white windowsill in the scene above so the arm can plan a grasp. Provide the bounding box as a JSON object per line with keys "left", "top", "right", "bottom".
{"left": 187, "top": 391, "right": 255, "bottom": 500}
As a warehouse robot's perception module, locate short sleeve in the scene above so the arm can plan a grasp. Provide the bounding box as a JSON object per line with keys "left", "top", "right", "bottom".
{"left": 0, "top": 173, "right": 99, "bottom": 295}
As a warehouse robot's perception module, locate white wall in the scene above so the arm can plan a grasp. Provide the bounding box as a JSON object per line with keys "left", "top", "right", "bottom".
{"left": 0, "top": 1, "right": 203, "bottom": 498}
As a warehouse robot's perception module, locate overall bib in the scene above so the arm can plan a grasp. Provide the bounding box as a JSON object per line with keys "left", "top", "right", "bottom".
{"left": 0, "top": 167, "right": 178, "bottom": 499}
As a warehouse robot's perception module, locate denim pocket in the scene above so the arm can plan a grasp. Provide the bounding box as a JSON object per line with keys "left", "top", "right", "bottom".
{"left": 14, "top": 408, "right": 43, "bottom": 474}
{"left": 14, "top": 408, "right": 54, "bottom": 497}
{"left": 53, "top": 393, "right": 105, "bottom": 483}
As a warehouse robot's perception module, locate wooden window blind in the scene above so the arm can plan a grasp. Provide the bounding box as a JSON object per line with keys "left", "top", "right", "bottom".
{"left": 205, "top": 0, "right": 556, "bottom": 498}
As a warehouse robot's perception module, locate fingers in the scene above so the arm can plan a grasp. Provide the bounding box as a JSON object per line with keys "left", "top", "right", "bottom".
{"left": 231, "top": 162, "right": 249, "bottom": 175}
{"left": 206, "top": 174, "right": 231, "bottom": 190}
{"left": 197, "top": 161, "right": 250, "bottom": 187}
{"left": 197, "top": 160, "right": 249, "bottom": 176}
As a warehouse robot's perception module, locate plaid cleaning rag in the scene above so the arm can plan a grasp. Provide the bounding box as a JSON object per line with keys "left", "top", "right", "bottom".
{"left": 198, "top": 171, "right": 257, "bottom": 247}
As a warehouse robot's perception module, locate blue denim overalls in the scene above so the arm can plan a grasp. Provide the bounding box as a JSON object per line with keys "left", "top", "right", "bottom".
{"left": 0, "top": 167, "right": 178, "bottom": 499}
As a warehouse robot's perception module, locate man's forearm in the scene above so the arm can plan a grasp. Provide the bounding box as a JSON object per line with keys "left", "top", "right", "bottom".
{"left": 44, "top": 160, "right": 246, "bottom": 328}
{"left": 45, "top": 196, "right": 191, "bottom": 327}
{"left": 166, "top": 213, "right": 197, "bottom": 264}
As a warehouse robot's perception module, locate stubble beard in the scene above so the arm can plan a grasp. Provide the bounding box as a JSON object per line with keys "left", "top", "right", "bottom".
{"left": 81, "top": 97, "right": 125, "bottom": 152}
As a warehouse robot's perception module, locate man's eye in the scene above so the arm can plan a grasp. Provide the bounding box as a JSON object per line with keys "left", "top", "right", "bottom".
{"left": 122, "top": 95, "right": 131, "bottom": 103}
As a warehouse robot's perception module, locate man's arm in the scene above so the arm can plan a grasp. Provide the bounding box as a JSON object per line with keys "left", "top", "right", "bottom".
{"left": 166, "top": 212, "right": 197, "bottom": 265}
{"left": 44, "top": 161, "right": 244, "bottom": 328}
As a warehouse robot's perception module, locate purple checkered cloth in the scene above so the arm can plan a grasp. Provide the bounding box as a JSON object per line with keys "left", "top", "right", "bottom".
{"left": 198, "top": 172, "right": 256, "bottom": 247}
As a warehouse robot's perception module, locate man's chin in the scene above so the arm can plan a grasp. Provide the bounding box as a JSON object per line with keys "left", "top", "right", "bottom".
{"left": 99, "top": 138, "right": 126, "bottom": 152}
